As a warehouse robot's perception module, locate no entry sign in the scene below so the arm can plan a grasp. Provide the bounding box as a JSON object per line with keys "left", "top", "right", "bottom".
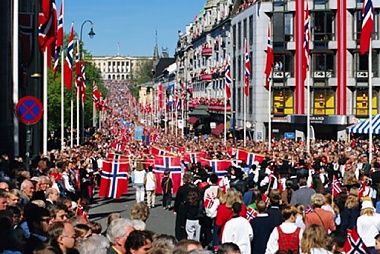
{"left": 15, "top": 96, "right": 43, "bottom": 125}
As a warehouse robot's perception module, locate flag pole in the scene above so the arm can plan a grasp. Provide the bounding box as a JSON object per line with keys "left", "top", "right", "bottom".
{"left": 268, "top": 73, "right": 272, "bottom": 153}
{"left": 43, "top": 50, "right": 48, "bottom": 155}
{"left": 60, "top": 46, "right": 64, "bottom": 150}
{"left": 244, "top": 90, "right": 247, "bottom": 147}
{"left": 224, "top": 92, "right": 227, "bottom": 146}
{"left": 369, "top": 39, "right": 373, "bottom": 162}
{"left": 306, "top": 64, "right": 311, "bottom": 155}
{"left": 12, "top": 0, "right": 19, "bottom": 157}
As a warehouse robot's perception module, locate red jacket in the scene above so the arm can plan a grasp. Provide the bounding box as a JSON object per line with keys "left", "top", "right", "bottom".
{"left": 215, "top": 203, "right": 247, "bottom": 240}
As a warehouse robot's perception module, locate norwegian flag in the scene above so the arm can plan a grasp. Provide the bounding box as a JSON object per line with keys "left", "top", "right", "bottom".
{"left": 76, "top": 199, "right": 88, "bottom": 222}
{"left": 75, "top": 41, "right": 82, "bottom": 99}
{"left": 151, "top": 146, "right": 166, "bottom": 156}
{"left": 360, "top": 0, "right": 373, "bottom": 55}
{"left": 244, "top": 38, "right": 250, "bottom": 96}
{"left": 204, "top": 193, "right": 216, "bottom": 209}
{"left": 81, "top": 54, "right": 86, "bottom": 102}
{"left": 246, "top": 207, "right": 258, "bottom": 223}
{"left": 92, "top": 81, "right": 101, "bottom": 105}
{"left": 332, "top": 175, "right": 342, "bottom": 197}
{"left": 246, "top": 152, "right": 265, "bottom": 168}
{"left": 261, "top": 194, "right": 270, "bottom": 206}
{"left": 358, "top": 180, "right": 366, "bottom": 199}
{"left": 305, "top": 205, "right": 312, "bottom": 214}
{"left": 303, "top": 0, "right": 310, "bottom": 81}
{"left": 154, "top": 155, "right": 182, "bottom": 194}
{"left": 63, "top": 23, "right": 74, "bottom": 91}
{"left": 38, "top": 0, "right": 57, "bottom": 52}
{"left": 19, "top": 13, "right": 34, "bottom": 66}
{"left": 199, "top": 158, "right": 232, "bottom": 177}
{"left": 53, "top": 1, "right": 63, "bottom": 80}
{"left": 183, "top": 152, "right": 207, "bottom": 164}
{"left": 157, "top": 83, "right": 164, "bottom": 110}
{"left": 264, "top": 23, "right": 273, "bottom": 90}
{"left": 343, "top": 228, "right": 371, "bottom": 254}
{"left": 110, "top": 142, "right": 126, "bottom": 153}
{"left": 225, "top": 56, "right": 232, "bottom": 99}
{"left": 99, "top": 154, "right": 129, "bottom": 199}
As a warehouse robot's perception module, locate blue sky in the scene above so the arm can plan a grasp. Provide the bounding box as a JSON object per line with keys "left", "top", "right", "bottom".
{"left": 59, "top": 0, "right": 206, "bottom": 57}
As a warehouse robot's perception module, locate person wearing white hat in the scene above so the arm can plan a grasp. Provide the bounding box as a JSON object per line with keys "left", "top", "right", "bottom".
{"left": 357, "top": 198, "right": 380, "bottom": 253}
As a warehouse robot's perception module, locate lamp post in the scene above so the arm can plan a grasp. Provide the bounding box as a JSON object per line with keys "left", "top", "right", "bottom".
{"left": 79, "top": 20, "right": 95, "bottom": 144}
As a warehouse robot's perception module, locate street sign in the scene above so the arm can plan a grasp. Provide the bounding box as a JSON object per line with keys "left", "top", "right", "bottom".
{"left": 15, "top": 96, "right": 43, "bottom": 125}
{"left": 284, "top": 132, "right": 295, "bottom": 139}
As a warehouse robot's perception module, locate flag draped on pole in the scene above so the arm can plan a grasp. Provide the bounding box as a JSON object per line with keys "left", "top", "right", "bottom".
{"left": 332, "top": 176, "right": 342, "bottom": 197}
{"left": 75, "top": 41, "right": 82, "bottom": 99}
{"left": 93, "top": 81, "right": 101, "bottom": 104}
{"left": 244, "top": 38, "right": 250, "bottom": 96}
{"left": 158, "top": 83, "right": 164, "bottom": 110}
{"left": 38, "top": 0, "right": 57, "bottom": 52}
{"left": 264, "top": 24, "right": 273, "bottom": 90}
{"left": 360, "top": 0, "right": 373, "bottom": 55}
{"left": 303, "top": 1, "right": 310, "bottom": 82}
{"left": 81, "top": 54, "right": 86, "bottom": 102}
{"left": 225, "top": 57, "right": 232, "bottom": 99}
{"left": 53, "top": 1, "right": 63, "bottom": 80}
{"left": 63, "top": 23, "right": 74, "bottom": 91}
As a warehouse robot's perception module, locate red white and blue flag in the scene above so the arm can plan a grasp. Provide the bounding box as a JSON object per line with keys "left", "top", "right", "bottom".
{"left": 75, "top": 41, "right": 82, "bottom": 99}
{"left": 264, "top": 23, "right": 273, "bottom": 90}
{"left": 63, "top": 23, "right": 74, "bottom": 91}
{"left": 183, "top": 152, "right": 207, "bottom": 164}
{"left": 38, "top": 0, "right": 57, "bottom": 52}
{"left": 303, "top": 1, "right": 310, "bottom": 81}
{"left": 53, "top": 1, "right": 63, "bottom": 80}
{"left": 246, "top": 207, "right": 258, "bottom": 222}
{"left": 99, "top": 154, "right": 129, "bottom": 199}
{"left": 19, "top": 13, "right": 34, "bottom": 66}
{"left": 154, "top": 155, "right": 182, "bottom": 194}
{"left": 199, "top": 158, "right": 232, "bottom": 176}
{"left": 81, "top": 54, "right": 86, "bottom": 102}
{"left": 305, "top": 205, "right": 313, "bottom": 214}
{"left": 151, "top": 146, "right": 167, "bottom": 156}
{"left": 344, "top": 228, "right": 371, "bottom": 254}
{"left": 332, "top": 175, "right": 342, "bottom": 197}
{"left": 360, "top": 0, "right": 373, "bottom": 55}
{"left": 225, "top": 56, "right": 232, "bottom": 99}
{"left": 244, "top": 38, "right": 250, "bottom": 96}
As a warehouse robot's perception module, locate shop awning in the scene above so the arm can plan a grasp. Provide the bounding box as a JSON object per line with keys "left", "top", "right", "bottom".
{"left": 211, "top": 123, "right": 224, "bottom": 136}
{"left": 188, "top": 117, "right": 199, "bottom": 125}
{"left": 349, "top": 115, "right": 380, "bottom": 134}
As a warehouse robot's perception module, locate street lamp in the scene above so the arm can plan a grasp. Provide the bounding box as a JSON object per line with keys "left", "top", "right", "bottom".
{"left": 79, "top": 20, "right": 95, "bottom": 144}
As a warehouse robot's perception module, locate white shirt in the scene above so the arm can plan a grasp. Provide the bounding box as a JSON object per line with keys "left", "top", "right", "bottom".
{"left": 145, "top": 171, "right": 156, "bottom": 191}
{"left": 222, "top": 216, "right": 253, "bottom": 254}
{"left": 357, "top": 213, "right": 380, "bottom": 247}
{"left": 265, "top": 222, "right": 303, "bottom": 254}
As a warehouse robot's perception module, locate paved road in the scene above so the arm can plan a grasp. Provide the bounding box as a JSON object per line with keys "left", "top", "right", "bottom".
{"left": 88, "top": 184, "right": 176, "bottom": 235}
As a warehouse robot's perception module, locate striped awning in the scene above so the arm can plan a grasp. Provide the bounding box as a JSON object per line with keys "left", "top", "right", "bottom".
{"left": 349, "top": 115, "right": 380, "bottom": 134}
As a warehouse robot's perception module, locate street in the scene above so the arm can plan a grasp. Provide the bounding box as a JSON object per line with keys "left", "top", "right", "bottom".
{"left": 88, "top": 184, "right": 176, "bottom": 235}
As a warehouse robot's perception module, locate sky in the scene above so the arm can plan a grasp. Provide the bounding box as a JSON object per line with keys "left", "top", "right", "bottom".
{"left": 59, "top": 0, "right": 206, "bottom": 57}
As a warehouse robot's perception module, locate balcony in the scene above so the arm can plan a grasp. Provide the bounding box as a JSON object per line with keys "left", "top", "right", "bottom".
{"left": 273, "top": 72, "right": 290, "bottom": 79}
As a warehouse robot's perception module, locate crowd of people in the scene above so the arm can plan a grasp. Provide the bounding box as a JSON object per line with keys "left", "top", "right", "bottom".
{"left": 2, "top": 81, "right": 380, "bottom": 254}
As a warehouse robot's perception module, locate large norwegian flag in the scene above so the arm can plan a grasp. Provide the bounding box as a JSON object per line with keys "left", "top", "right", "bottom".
{"left": 199, "top": 158, "right": 232, "bottom": 176}
{"left": 303, "top": 1, "right": 310, "bottom": 82}
{"left": 360, "top": 0, "right": 373, "bottom": 54}
{"left": 234, "top": 148, "right": 265, "bottom": 166}
{"left": 183, "top": 152, "right": 207, "bottom": 164}
{"left": 63, "top": 23, "right": 74, "bottom": 91}
{"left": 38, "top": 0, "right": 57, "bottom": 52}
{"left": 151, "top": 146, "right": 166, "bottom": 156}
{"left": 53, "top": 1, "right": 63, "bottom": 80}
{"left": 99, "top": 154, "right": 129, "bottom": 199}
{"left": 343, "top": 228, "right": 371, "bottom": 254}
{"left": 110, "top": 142, "right": 127, "bottom": 153}
{"left": 264, "top": 23, "right": 273, "bottom": 90}
{"left": 225, "top": 56, "right": 232, "bottom": 99}
{"left": 244, "top": 38, "right": 250, "bottom": 97}
{"left": 154, "top": 155, "right": 182, "bottom": 194}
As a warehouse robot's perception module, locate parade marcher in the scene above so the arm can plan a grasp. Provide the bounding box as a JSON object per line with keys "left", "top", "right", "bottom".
{"left": 161, "top": 170, "right": 173, "bottom": 210}
{"left": 222, "top": 202, "right": 253, "bottom": 254}
{"left": 174, "top": 172, "right": 193, "bottom": 241}
{"left": 357, "top": 199, "right": 380, "bottom": 253}
{"left": 184, "top": 184, "right": 203, "bottom": 242}
{"left": 305, "top": 193, "right": 336, "bottom": 233}
{"left": 301, "top": 224, "right": 332, "bottom": 254}
{"left": 265, "top": 205, "right": 303, "bottom": 254}
{"left": 131, "top": 166, "right": 146, "bottom": 203}
{"left": 144, "top": 166, "right": 157, "bottom": 209}
{"left": 340, "top": 187, "right": 360, "bottom": 231}
{"left": 290, "top": 177, "right": 316, "bottom": 208}
{"left": 267, "top": 189, "right": 284, "bottom": 227}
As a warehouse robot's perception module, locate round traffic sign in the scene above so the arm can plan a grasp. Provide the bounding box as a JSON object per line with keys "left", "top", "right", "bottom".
{"left": 15, "top": 96, "right": 43, "bottom": 125}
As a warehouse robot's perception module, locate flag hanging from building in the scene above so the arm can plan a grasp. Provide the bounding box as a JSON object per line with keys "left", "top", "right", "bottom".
{"left": 53, "top": 1, "right": 63, "bottom": 80}
{"left": 225, "top": 56, "right": 232, "bottom": 99}
{"left": 360, "top": 0, "right": 373, "bottom": 54}
{"left": 38, "top": 0, "right": 57, "bottom": 52}
{"left": 303, "top": 0, "right": 310, "bottom": 81}
{"left": 244, "top": 38, "right": 250, "bottom": 96}
{"left": 63, "top": 23, "right": 74, "bottom": 91}
{"left": 264, "top": 23, "right": 273, "bottom": 90}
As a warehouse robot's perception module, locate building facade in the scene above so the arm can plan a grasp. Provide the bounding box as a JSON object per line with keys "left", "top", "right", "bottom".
{"left": 176, "top": 0, "right": 380, "bottom": 141}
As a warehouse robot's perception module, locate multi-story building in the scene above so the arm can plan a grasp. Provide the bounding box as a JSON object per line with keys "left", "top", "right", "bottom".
{"left": 92, "top": 55, "right": 153, "bottom": 81}
{"left": 177, "top": 0, "right": 380, "bottom": 141}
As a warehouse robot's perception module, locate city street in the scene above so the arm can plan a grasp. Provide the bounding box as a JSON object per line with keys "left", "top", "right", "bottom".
{"left": 88, "top": 184, "right": 175, "bottom": 235}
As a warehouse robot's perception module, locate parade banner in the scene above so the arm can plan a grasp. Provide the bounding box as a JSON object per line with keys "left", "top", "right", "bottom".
{"left": 199, "top": 158, "right": 232, "bottom": 176}
{"left": 183, "top": 152, "right": 207, "bottom": 164}
{"left": 154, "top": 155, "right": 182, "bottom": 194}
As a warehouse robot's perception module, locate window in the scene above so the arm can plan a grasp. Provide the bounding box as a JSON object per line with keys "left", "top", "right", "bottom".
{"left": 249, "top": 16, "right": 253, "bottom": 44}
{"left": 233, "top": 25, "right": 237, "bottom": 50}
{"left": 237, "top": 88, "right": 241, "bottom": 113}
{"left": 273, "top": 12, "right": 294, "bottom": 49}
{"left": 312, "top": 53, "right": 334, "bottom": 77}
{"left": 249, "top": 87, "right": 253, "bottom": 115}
{"left": 313, "top": 11, "right": 334, "bottom": 48}
{"left": 313, "top": 89, "right": 335, "bottom": 115}
{"left": 238, "top": 22, "right": 242, "bottom": 50}
{"left": 356, "top": 53, "right": 378, "bottom": 77}
{"left": 273, "top": 89, "right": 293, "bottom": 115}
{"left": 355, "top": 89, "right": 378, "bottom": 116}
{"left": 273, "top": 54, "right": 294, "bottom": 77}
{"left": 238, "top": 55, "right": 241, "bottom": 82}
{"left": 243, "top": 19, "right": 247, "bottom": 42}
